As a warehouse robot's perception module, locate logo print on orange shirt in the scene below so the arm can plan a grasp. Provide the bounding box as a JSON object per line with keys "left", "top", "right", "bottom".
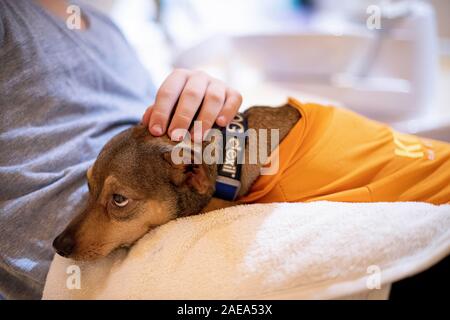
{"left": 393, "top": 132, "right": 434, "bottom": 160}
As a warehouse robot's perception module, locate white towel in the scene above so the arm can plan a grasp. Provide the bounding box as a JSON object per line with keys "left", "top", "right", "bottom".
{"left": 43, "top": 201, "right": 450, "bottom": 300}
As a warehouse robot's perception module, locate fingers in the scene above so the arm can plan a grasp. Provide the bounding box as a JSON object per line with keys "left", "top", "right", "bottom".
{"left": 145, "top": 69, "right": 242, "bottom": 141}
{"left": 141, "top": 105, "right": 153, "bottom": 126}
{"left": 167, "top": 71, "right": 210, "bottom": 141}
{"left": 191, "top": 80, "right": 226, "bottom": 140}
{"left": 148, "top": 69, "right": 189, "bottom": 136}
{"left": 216, "top": 88, "right": 242, "bottom": 127}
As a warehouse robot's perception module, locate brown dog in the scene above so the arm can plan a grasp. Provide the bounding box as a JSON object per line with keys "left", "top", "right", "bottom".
{"left": 53, "top": 104, "right": 300, "bottom": 260}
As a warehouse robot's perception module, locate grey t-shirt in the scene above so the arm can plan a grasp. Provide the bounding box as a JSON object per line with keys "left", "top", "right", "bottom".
{"left": 0, "top": 0, "right": 155, "bottom": 299}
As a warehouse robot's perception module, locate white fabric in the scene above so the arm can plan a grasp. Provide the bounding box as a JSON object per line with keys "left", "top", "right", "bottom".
{"left": 43, "top": 201, "right": 450, "bottom": 300}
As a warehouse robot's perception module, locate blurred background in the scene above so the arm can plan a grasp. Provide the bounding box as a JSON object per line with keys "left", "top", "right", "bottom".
{"left": 88, "top": 0, "right": 450, "bottom": 141}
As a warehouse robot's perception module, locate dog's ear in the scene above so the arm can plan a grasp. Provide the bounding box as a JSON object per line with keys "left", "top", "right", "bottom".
{"left": 86, "top": 166, "right": 93, "bottom": 180}
{"left": 163, "top": 145, "right": 215, "bottom": 195}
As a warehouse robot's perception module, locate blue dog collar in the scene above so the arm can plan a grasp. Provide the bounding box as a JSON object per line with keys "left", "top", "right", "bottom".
{"left": 214, "top": 113, "right": 247, "bottom": 201}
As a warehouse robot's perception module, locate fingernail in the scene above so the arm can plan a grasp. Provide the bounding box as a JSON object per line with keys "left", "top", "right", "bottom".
{"left": 172, "top": 133, "right": 184, "bottom": 141}
{"left": 217, "top": 116, "right": 227, "bottom": 126}
{"left": 169, "top": 129, "right": 185, "bottom": 141}
{"left": 151, "top": 124, "right": 163, "bottom": 136}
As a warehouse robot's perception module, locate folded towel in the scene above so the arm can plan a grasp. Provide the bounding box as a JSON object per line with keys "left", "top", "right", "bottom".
{"left": 43, "top": 201, "right": 450, "bottom": 299}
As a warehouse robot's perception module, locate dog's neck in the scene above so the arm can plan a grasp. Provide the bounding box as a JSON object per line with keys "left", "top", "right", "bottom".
{"left": 202, "top": 104, "right": 301, "bottom": 213}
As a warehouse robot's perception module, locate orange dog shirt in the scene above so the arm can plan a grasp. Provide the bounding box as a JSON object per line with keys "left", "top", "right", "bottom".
{"left": 238, "top": 97, "right": 450, "bottom": 205}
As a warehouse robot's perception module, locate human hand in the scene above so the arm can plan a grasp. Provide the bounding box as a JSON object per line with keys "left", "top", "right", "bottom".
{"left": 142, "top": 69, "right": 242, "bottom": 141}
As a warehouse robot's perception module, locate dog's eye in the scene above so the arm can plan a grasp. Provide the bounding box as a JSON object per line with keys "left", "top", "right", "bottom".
{"left": 112, "top": 194, "right": 129, "bottom": 207}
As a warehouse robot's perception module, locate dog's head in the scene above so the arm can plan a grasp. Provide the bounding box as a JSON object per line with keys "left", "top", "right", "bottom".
{"left": 53, "top": 125, "right": 217, "bottom": 260}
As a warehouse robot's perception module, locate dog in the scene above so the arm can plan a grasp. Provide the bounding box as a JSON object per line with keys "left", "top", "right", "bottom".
{"left": 53, "top": 98, "right": 450, "bottom": 260}
{"left": 53, "top": 103, "right": 301, "bottom": 260}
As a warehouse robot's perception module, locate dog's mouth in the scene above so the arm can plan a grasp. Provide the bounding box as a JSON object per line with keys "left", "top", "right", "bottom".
{"left": 53, "top": 230, "right": 137, "bottom": 261}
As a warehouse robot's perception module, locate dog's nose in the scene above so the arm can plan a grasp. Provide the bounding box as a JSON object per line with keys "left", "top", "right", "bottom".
{"left": 53, "top": 232, "right": 75, "bottom": 257}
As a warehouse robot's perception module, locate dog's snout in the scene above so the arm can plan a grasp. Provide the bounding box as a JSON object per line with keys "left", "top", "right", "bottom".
{"left": 53, "top": 232, "right": 75, "bottom": 257}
